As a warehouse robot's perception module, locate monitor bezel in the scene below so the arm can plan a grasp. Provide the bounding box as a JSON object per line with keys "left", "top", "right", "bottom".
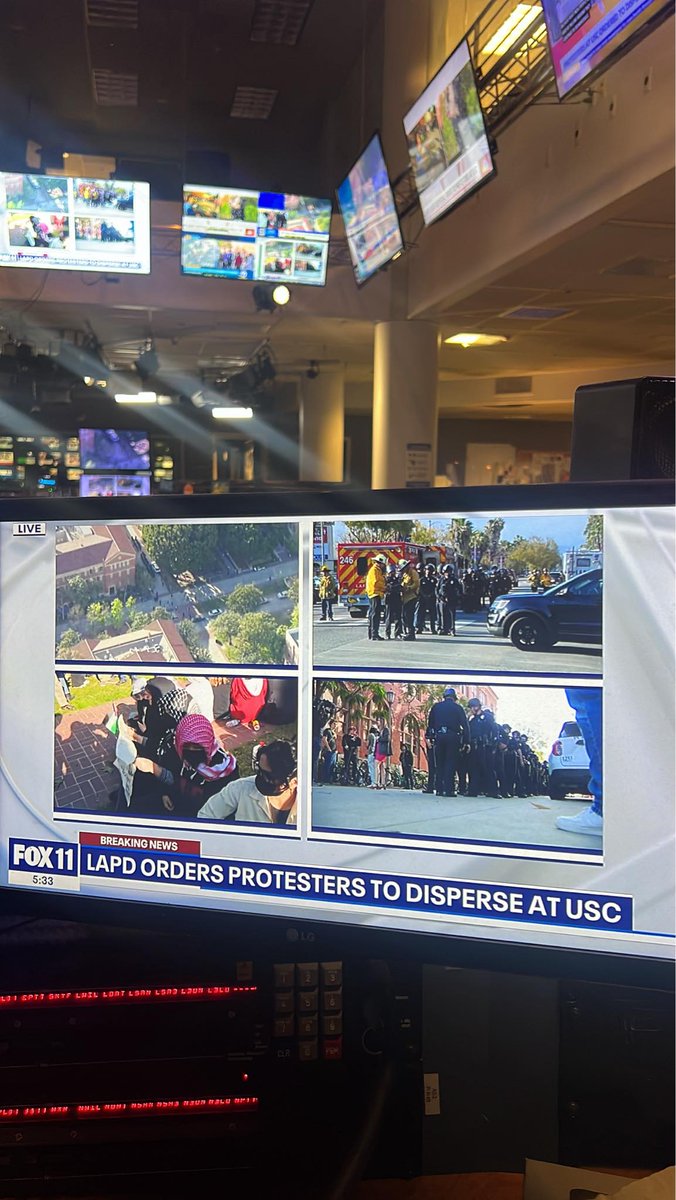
{"left": 402, "top": 35, "right": 497, "bottom": 229}
{"left": 179, "top": 181, "right": 333, "bottom": 287}
{"left": 0, "top": 479, "right": 674, "bottom": 988}
{"left": 335, "top": 131, "right": 405, "bottom": 288}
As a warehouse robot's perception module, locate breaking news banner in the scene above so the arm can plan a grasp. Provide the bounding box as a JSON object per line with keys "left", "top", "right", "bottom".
{"left": 7, "top": 839, "right": 632, "bottom": 934}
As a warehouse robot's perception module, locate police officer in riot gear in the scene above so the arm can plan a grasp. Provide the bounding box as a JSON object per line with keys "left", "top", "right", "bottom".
{"left": 437, "top": 564, "right": 463, "bottom": 635}
{"left": 426, "top": 686, "right": 470, "bottom": 797}
{"left": 416, "top": 563, "right": 437, "bottom": 634}
{"left": 384, "top": 561, "right": 403, "bottom": 640}
{"left": 466, "top": 697, "right": 499, "bottom": 797}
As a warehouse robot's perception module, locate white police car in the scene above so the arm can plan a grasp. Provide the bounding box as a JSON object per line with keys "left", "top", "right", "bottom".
{"left": 547, "top": 721, "right": 590, "bottom": 801}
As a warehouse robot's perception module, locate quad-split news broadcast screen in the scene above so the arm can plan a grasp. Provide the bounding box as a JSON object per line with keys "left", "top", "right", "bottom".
{"left": 403, "top": 37, "right": 495, "bottom": 227}
{"left": 0, "top": 483, "right": 673, "bottom": 969}
{"left": 0, "top": 173, "right": 151, "bottom": 274}
{"left": 336, "top": 134, "right": 404, "bottom": 285}
{"left": 181, "top": 185, "right": 331, "bottom": 285}
{"left": 542, "top": 0, "right": 672, "bottom": 97}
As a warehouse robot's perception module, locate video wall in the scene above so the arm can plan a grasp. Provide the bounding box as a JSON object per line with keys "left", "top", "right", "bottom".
{"left": 0, "top": 492, "right": 673, "bottom": 964}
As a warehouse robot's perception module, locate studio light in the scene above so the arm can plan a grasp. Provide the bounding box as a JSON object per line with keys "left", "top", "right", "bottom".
{"left": 480, "top": 4, "right": 540, "bottom": 56}
{"left": 212, "top": 406, "right": 254, "bottom": 419}
{"left": 253, "top": 283, "right": 292, "bottom": 312}
{"left": 272, "top": 284, "right": 290, "bottom": 306}
{"left": 115, "top": 391, "right": 158, "bottom": 404}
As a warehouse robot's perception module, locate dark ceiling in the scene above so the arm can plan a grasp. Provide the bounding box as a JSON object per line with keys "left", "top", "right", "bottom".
{"left": 0, "top": 0, "right": 383, "bottom": 196}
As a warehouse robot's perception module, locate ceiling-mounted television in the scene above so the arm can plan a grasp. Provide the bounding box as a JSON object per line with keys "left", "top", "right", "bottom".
{"left": 403, "top": 37, "right": 496, "bottom": 227}
{"left": 0, "top": 174, "right": 151, "bottom": 273}
{"left": 541, "top": 0, "right": 673, "bottom": 98}
{"left": 336, "top": 133, "right": 404, "bottom": 286}
{"left": 79, "top": 472, "right": 151, "bottom": 498}
{"left": 0, "top": 481, "right": 673, "bottom": 989}
{"left": 181, "top": 185, "right": 331, "bottom": 286}
{"left": 79, "top": 429, "right": 151, "bottom": 472}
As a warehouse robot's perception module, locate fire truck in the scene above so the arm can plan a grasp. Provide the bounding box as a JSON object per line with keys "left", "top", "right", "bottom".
{"left": 336, "top": 541, "right": 449, "bottom": 617}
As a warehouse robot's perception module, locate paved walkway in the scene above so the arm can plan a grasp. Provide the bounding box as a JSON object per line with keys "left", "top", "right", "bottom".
{"left": 311, "top": 785, "right": 600, "bottom": 851}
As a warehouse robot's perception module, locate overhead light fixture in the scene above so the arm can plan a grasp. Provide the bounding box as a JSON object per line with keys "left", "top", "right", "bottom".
{"left": 115, "top": 391, "right": 158, "bottom": 404}
{"left": 480, "top": 4, "right": 540, "bottom": 56}
{"left": 444, "top": 333, "right": 508, "bottom": 348}
{"left": 212, "top": 406, "right": 254, "bottom": 419}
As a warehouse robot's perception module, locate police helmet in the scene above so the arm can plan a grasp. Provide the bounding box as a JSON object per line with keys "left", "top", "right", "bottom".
{"left": 443, "top": 686, "right": 457, "bottom": 699}
{"left": 468, "top": 697, "right": 482, "bottom": 709}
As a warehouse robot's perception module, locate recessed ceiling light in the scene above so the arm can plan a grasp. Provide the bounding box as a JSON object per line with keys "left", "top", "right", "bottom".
{"left": 444, "top": 333, "right": 508, "bottom": 348}
{"left": 115, "top": 391, "right": 157, "bottom": 404}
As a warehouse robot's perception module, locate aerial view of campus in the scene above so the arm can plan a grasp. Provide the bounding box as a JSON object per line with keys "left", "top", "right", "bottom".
{"left": 55, "top": 521, "right": 299, "bottom": 667}
{"left": 312, "top": 513, "right": 603, "bottom": 674}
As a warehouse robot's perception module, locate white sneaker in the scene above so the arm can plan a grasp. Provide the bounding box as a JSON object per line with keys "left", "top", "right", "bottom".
{"left": 556, "top": 807, "right": 603, "bottom": 836}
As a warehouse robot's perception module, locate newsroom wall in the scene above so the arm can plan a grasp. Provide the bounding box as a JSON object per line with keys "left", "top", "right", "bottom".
{"left": 345, "top": 413, "right": 572, "bottom": 487}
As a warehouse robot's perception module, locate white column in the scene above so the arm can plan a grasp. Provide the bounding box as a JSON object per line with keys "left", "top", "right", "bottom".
{"left": 372, "top": 321, "right": 439, "bottom": 489}
{"left": 299, "top": 365, "right": 345, "bottom": 483}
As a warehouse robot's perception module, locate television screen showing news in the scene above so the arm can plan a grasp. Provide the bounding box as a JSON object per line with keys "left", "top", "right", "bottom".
{"left": 181, "top": 185, "right": 331, "bottom": 286}
{"left": 542, "top": 0, "right": 669, "bottom": 97}
{"left": 79, "top": 473, "right": 151, "bottom": 498}
{"left": 336, "top": 134, "right": 404, "bottom": 285}
{"left": 403, "top": 38, "right": 495, "bottom": 226}
{"left": 0, "top": 490, "right": 673, "bottom": 966}
{"left": 0, "top": 174, "right": 151, "bottom": 274}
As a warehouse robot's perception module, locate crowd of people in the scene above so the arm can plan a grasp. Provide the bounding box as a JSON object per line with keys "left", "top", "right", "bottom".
{"left": 75, "top": 181, "right": 134, "bottom": 210}
{"left": 312, "top": 689, "right": 548, "bottom": 799}
{"left": 326, "top": 553, "right": 518, "bottom": 640}
{"left": 111, "top": 675, "right": 297, "bottom": 825}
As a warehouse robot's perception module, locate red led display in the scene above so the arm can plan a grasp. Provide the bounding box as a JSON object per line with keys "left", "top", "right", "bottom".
{"left": 0, "top": 1096, "right": 258, "bottom": 1123}
{"left": 0, "top": 984, "right": 257, "bottom": 1010}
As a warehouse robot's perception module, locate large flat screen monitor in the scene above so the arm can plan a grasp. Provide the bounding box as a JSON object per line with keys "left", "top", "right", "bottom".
{"left": 79, "top": 429, "right": 151, "bottom": 472}
{"left": 0, "top": 174, "right": 151, "bottom": 274}
{"left": 0, "top": 483, "right": 673, "bottom": 979}
{"left": 79, "top": 473, "right": 151, "bottom": 498}
{"left": 403, "top": 38, "right": 496, "bottom": 227}
{"left": 181, "top": 186, "right": 331, "bottom": 286}
{"left": 336, "top": 134, "right": 404, "bottom": 285}
{"left": 542, "top": 0, "right": 672, "bottom": 97}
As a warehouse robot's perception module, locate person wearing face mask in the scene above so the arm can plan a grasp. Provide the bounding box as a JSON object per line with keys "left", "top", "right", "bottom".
{"left": 136, "top": 713, "right": 239, "bottom": 820}
{"left": 198, "top": 740, "right": 297, "bottom": 826}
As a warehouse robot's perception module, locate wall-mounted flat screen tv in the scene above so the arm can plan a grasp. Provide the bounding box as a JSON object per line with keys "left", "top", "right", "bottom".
{"left": 78, "top": 429, "right": 151, "bottom": 472}
{"left": 541, "top": 0, "right": 673, "bottom": 97}
{"left": 181, "top": 186, "right": 331, "bottom": 285}
{"left": 0, "top": 174, "right": 151, "bottom": 273}
{"left": 336, "top": 133, "right": 404, "bottom": 285}
{"left": 79, "top": 473, "right": 151, "bottom": 498}
{"left": 403, "top": 38, "right": 495, "bottom": 227}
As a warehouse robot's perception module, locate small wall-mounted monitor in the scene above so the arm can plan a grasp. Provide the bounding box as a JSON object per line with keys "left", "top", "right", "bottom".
{"left": 403, "top": 37, "right": 495, "bottom": 227}
{"left": 336, "top": 133, "right": 404, "bottom": 286}
{"left": 78, "top": 429, "right": 151, "bottom": 472}
{"left": 181, "top": 186, "right": 331, "bottom": 285}
{"left": 0, "top": 174, "right": 151, "bottom": 273}
{"left": 541, "top": 0, "right": 673, "bottom": 98}
{"left": 79, "top": 473, "right": 151, "bottom": 497}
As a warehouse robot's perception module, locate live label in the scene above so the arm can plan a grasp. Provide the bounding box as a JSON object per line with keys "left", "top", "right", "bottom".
{"left": 13, "top": 523, "right": 46, "bottom": 536}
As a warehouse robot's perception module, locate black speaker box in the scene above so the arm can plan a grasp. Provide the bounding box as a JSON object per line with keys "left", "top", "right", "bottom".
{"left": 570, "top": 377, "right": 675, "bottom": 481}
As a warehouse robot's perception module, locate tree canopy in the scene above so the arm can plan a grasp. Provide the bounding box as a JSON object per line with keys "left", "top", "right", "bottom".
{"left": 506, "top": 537, "right": 561, "bottom": 573}
{"left": 582, "top": 515, "right": 603, "bottom": 551}
{"left": 225, "top": 584, "right": 265, "bottom": 614}
{"left": 225, "top": 612, "right": 286, "bottom": 664}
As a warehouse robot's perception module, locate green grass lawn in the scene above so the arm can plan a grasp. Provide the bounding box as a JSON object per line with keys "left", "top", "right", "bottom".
{"left": 231, "top": 722, "right": 297, "bottom": 776}
{"left": 56, "top": 676, "right": 133, "bottom": 715}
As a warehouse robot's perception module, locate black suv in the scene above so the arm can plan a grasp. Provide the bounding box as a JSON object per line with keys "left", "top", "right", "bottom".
{"left": 486, "top": 568, "right": 602, "bottom": 651}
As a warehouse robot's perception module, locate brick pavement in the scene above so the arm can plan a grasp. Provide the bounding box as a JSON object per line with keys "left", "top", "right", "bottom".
{"left": 55, "top": 694, "right": 284, "bottom": 813}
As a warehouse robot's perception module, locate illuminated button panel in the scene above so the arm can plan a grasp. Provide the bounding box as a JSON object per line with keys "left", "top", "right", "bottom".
{"left": 272, "top": 961, "right": 343, "bottom": 1062}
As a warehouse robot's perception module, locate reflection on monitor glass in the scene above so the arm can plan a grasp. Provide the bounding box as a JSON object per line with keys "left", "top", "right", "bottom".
{"left": 541, "top": 0, "right": 670, "bottom": 97}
